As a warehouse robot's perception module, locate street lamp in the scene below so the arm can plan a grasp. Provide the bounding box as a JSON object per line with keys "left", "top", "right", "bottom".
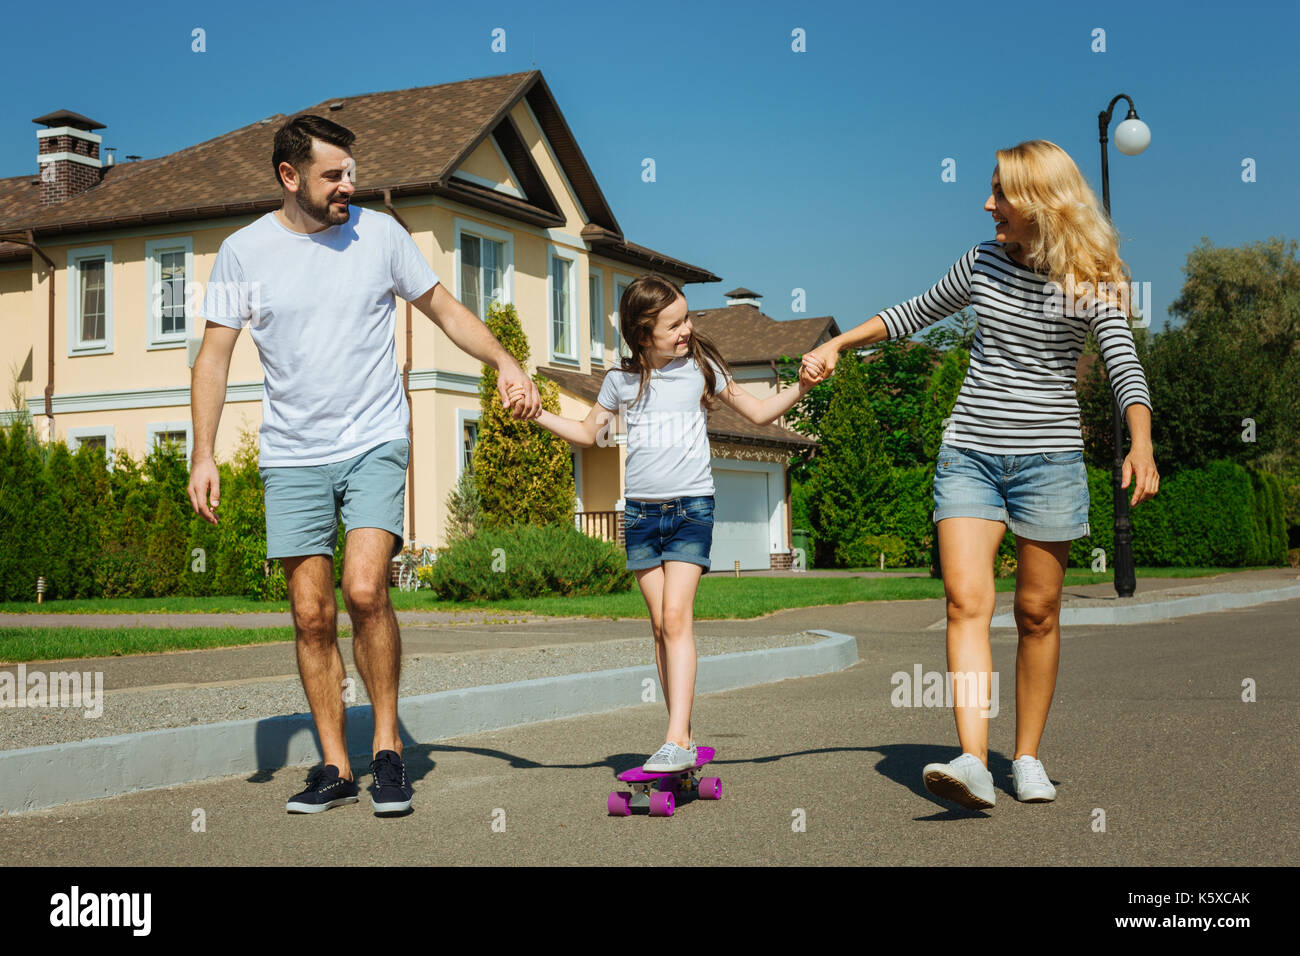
{"left": 1097, "top": 94, "right": 1150, "bottom": 598}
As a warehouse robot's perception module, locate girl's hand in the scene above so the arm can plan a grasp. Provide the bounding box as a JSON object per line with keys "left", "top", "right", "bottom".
{"left": 1122, "top": 445, "right": 1160, "bottom": 507}
{"left": 505, "top": 383, "right": 529, "bottom": 414}
{"left": 800, "top": 347, "right": 832, "bottom": 385}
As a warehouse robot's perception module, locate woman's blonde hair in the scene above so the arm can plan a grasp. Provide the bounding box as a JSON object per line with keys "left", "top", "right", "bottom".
{"left": 995, "top": 140, "right": 1131, "bottom": 310}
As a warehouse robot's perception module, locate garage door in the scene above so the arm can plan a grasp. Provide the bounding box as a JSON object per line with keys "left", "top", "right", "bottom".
{"left": 710, "top": 469, "right": 770, "bottom": 572}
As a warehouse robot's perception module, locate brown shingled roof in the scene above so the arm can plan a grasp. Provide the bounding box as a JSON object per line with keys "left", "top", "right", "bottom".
{"left": 0, "top": 71, "right": 719, "bottom": 284}
{"left": 690, "top": 304, "right": 840, "bottom": 365}
{"left": 539, "top": 365, "right": 815, "bottom": 450}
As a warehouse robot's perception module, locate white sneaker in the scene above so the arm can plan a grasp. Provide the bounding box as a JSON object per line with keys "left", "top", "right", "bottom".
{"left": 643, "top": 741, "right": 697, "bottom": 773}
{"left": 1011, "top": 755, "right": 1057, "bottom": 802}
{"left": 922, "top": 752, "right": 995, "bottom": 809}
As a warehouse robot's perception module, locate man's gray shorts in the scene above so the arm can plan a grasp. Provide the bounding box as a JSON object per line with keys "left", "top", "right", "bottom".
{"left": 260, "top": 439, "right": 408, "bottom": 560}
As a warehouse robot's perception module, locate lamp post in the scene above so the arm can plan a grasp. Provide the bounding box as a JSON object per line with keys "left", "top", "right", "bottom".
{"left": 1097, "top": 94, "right": 1150, "bottom": 598}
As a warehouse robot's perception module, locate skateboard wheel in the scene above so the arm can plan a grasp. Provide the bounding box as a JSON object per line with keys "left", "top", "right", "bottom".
{"left": 649, "top": 791, "right": 675, "bottom": 817}
{"left": 698, "top": 776, "right": 721, "bottom": 800}
{"left": 607, "top": 792, "right": 632, "bottom": 816}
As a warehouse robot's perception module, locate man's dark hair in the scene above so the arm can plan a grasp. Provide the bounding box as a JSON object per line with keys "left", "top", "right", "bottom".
{"left": 271, "top": 114, "right": 355, "bottom": 187}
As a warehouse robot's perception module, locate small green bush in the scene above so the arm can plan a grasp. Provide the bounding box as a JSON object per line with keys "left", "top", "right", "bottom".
{"left": 424, "top": 523, "right": 632, "bottom": 601}
{"left": 838, "top": 533, "right": 909, "bottom": 569}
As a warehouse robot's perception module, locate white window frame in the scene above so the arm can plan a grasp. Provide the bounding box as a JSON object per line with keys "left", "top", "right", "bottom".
{"left": 147, "top": 421, "right": 192, "bottom": 463}
{"left": 612, "top": 271, "right": 636, "bottom": 359}
{"left": 548, "top": 244, "right": 579, "bottom": 365}
{"left": 588, "top": 266, "right": 605, "bottom": 367}
{"left": 453, "top": 218, "right": 514, "bottom": 320}
{"left": 145, "top": 237, "right": 194, "bottom": 349}
{"left": 66, "top": 425, "right": 115, "bottom": 465}
{"left": 455, "top": 407, "right": 481, "bottom": 479}
{"left": 66, "top": 244, "right": 114, "bottom": 356}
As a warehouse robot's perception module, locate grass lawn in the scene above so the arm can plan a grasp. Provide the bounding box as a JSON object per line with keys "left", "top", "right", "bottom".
{"left": 0, "top": 626, "right": 319, "bottom": 663}
{"left": 0, "top": 565, "right": 1283, "bottom": 662}
{"left": 0, "top": 566, "right": 1279, "bottom": 618}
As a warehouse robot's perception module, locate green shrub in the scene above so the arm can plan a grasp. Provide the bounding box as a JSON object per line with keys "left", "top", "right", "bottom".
{"left": 425, "top": 523, "right": 632, "bottom": 601}
{"left": 1072, "top": 459, "right": 1288, "bottom": 567}
{"left": 474, "top": 301, "right": 575, "bottom": 527}
{"left": 839, "top": 533, "right": 909, "bottom": 568}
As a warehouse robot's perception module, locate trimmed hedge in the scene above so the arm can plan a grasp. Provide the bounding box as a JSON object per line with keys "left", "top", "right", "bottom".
{"left": 420, "top": 523, "right": 633, "bottom": 601}
{"left": 0, "top": 423, "right": 343, "bottom": 602}
{"left": 1071, "top": 460, "right": 1287, "bottom": 568}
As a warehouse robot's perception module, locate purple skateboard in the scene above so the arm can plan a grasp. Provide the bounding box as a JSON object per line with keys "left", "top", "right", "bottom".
{"left": 607, "top": 747, "right": 721, "bottom": 817}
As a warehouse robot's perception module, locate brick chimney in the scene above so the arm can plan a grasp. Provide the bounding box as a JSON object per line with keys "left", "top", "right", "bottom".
{"left": 33, "top": 109, "right": 106, "bottom": 205}
{"left": 724, "top": 287, "right": 762, "bottom": 308}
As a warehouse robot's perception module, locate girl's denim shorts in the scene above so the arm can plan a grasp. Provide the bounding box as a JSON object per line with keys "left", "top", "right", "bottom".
{"left": 933, "top": 442, "right": 1090, "bottom": 542}
{"left": 623, "top": 496, "right": 714, "bottom": 570}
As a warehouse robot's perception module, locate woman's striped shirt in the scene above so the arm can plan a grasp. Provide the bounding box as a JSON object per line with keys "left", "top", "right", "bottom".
{"left": 877, "top": 241, "right": 1151, "bottom": 454}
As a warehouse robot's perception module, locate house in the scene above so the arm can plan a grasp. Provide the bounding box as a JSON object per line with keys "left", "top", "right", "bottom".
{"left": 0, "top": 71, "right": 819, "bottom": 570}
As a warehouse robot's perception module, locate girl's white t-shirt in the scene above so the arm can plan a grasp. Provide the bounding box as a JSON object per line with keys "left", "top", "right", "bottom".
{"left": 201, "top": 205, "right": 439, "bottom": 467}
{"left": 596, "top": 357, "right": 730, "bottom": 500}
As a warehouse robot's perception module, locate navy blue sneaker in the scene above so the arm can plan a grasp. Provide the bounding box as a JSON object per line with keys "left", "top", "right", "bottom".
{"left": 286, "top": 765, "right": 358, "bottom": 813}
{"left": 369, "top": 750, "right": 414, "bottom": 814}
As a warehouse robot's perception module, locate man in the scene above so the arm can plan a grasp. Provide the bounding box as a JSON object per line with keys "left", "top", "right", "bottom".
{"left": 187, "top": 114, "right": 540, "bottom": 815}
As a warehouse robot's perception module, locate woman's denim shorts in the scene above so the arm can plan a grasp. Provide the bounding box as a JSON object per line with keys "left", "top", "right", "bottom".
{"left": 623, "top": 496, "right": 714, "bottom": 571}
{"left": 933, "top": 442, "right": 1090, "bottom": 542}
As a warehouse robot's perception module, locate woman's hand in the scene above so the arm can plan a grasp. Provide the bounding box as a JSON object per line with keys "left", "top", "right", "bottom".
{"left": 1122, "top": 444, "right": 1160, "bottom": 507}
{"left": 801, "top": 342, "right": 838, "bottom": 385}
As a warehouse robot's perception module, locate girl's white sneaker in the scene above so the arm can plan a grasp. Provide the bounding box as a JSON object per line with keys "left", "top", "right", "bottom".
{"left": 1011, "top": 755, "right": 1057, "bottom": 802}
{"left": 643, "top": 741, "right": 697, "bottom": 773}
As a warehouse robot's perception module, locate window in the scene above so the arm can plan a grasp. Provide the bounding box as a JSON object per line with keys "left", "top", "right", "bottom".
{"left": 549, "top": 247, "right": 578, "bottom": 363}
{"left": 454, "top": 219, "right": 514, "bottom": 321}
{"left": 146, "top": 238, "right": 194, "bottom": 348}
{"left": 67, "top": 245, "right": 114, "bottom": 355}
{"left": 67, "top": 426, "right": 115, "bottom": 464}
{"left": 588, "top": 268, "right": 604, "bottom": 366}
{"left": 456, "top": 408, "right": 481, "bottom": 478}
{"left": 147, "top": 421, "right": 192, "bottom": 462}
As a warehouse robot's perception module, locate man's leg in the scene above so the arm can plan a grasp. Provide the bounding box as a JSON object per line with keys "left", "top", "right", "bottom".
{"left": 284, "top": 553, "right": 351, "bottom": 779}
{"left": 341, "top": 527, "right": 402, "bottom": 758}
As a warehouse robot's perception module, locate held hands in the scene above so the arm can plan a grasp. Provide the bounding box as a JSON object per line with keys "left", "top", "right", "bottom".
{"left": 799, "top": 342, "right": 839, "bottom": 386}
{"left": 497, "top": 362, "right": 542, "bottom": 420}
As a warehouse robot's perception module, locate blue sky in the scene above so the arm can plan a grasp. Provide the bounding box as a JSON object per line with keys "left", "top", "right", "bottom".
{"left": 3, "top": 0, "right": 1297, "bottom": 333}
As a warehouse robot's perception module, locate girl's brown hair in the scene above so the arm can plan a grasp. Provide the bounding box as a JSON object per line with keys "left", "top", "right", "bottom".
{"left": 618, "top": 274, "right": 731, "bottom": 410}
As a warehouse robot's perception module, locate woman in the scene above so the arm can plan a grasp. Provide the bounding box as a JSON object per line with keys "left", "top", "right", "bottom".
{"left": 803, "top": 140, "right": 1160, "bottom": 809}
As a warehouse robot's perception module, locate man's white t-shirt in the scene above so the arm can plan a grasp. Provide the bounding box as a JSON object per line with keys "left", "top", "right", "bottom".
{"left": 596, "top": 357, "right": 730, "bottom": 500}
{"left": 201, "top": 204, "right": 439, "bottom": 467}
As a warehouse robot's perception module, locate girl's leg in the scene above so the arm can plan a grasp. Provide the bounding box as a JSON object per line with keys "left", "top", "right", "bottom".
{"left": 634, "top": 566, "right": 673, "bottom": 726}
{"left": 1011, "top": 536, "right": 1069, "bottom": 759}
{"left": 937, "top": 517, "right": 1006, "bottom": 765}
{"left": 660, "top": 560, "right": 704, "bottom": 748}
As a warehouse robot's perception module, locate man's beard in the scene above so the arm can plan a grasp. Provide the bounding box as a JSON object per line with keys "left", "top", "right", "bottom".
{"left": 296, "top": 184, "right": 348, "bottom": 226}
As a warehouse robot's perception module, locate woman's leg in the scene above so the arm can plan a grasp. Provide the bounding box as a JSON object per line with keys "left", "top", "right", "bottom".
{"left": 938, "top": 517, "right": 1007, "bottom": 764}
{"left": 658, "top": 560, "right": 704, "bottom": 748}
{"left": 1011, "top": 536, "right": 1070, "bottom": 759}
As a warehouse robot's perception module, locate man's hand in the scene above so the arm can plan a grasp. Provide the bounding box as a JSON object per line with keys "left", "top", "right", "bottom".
{"left": 497, "top": 360, "right": 541, "bottom": 420}
{"left": 1122, "top": 445, "right": 1160, "bottom": 507}
{"left": 188, "top": 458, "right": 221, "bottom": 525}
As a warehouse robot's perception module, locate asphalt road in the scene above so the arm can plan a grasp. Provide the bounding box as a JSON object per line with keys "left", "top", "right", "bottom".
{"left": 0, "top": 598, "right": 1294, "bottom": 865}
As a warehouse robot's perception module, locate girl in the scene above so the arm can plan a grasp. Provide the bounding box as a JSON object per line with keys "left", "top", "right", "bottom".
{"left": 521, "top": 273, "right": 820, "bottom": 771}
{"left": 805, "top": 140, "right": 1160, "bottom": 808}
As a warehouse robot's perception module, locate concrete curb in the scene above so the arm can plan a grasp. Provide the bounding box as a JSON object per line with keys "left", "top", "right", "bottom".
{"left": 0, "top": 630, "right": 858, "bottom": 814}
{"left": 987, "top": 584, "right": 1300, "bottom": 629}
